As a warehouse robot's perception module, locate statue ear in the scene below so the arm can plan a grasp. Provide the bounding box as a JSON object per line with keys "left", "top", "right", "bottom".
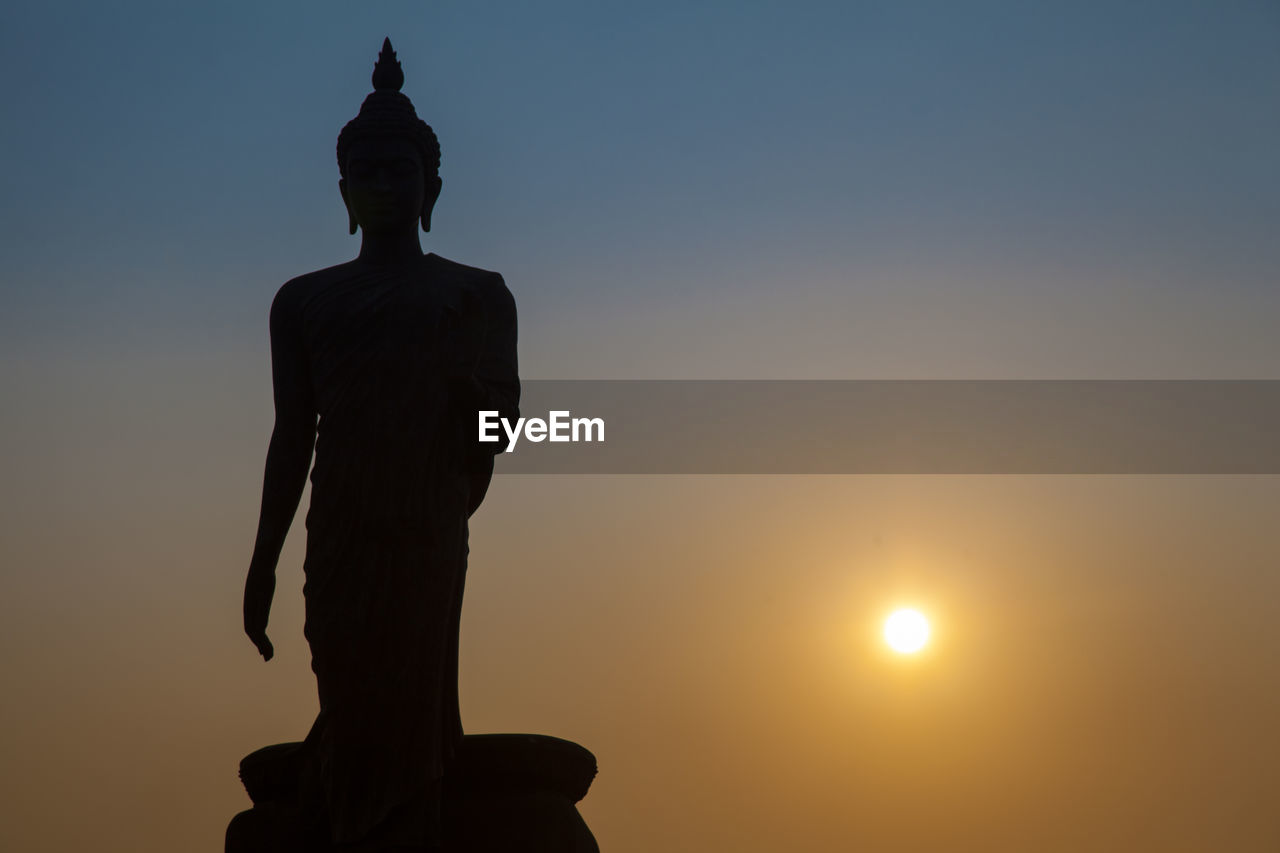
{"left": 339, "top": 179, "right": 358, "bottom": 235}
{"left": 421, "top": 175, "right": 443, "bottom": 233}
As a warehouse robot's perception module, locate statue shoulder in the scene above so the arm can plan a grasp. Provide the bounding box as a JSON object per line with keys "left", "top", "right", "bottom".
{"left": 429, "top": 253, "right": 504, "bottom": 284}
{"left": 270, "top": 262, "right": 359, "bottom": 318}
{"left": 428, "top": 254, "right": 516, "bottom": 310}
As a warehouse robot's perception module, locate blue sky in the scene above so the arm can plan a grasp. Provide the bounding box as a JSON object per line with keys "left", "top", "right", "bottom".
{"left": 4, "top": 0, "right": 1277, "bottom": 376}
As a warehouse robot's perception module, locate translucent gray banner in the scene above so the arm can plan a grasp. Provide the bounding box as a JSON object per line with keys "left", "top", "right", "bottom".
{"left": 483, "top": 381, "right": 1280, "bottom": 474}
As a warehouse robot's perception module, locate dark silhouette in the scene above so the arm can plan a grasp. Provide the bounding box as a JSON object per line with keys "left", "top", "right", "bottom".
{"left": 231, "top": 39, "right": 597, "bottom": 852}
{"left": 228, "top": 735, "right": 599, "bottom": 852}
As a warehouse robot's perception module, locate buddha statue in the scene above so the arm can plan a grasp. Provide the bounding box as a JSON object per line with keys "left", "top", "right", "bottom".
{"left": 240, "top": 38, "right": 520, "bottom": 852}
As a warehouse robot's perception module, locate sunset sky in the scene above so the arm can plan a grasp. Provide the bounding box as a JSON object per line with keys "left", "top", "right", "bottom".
{"left": 2, "top": 2, "right": 1279, "bottom": 851}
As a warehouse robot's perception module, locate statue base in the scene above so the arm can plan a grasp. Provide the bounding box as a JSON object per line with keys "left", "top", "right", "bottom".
{"left": 226, "top": 733, "right": 600, "bottom": 852}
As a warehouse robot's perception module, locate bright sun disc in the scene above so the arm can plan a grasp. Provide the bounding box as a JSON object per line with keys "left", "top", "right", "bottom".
{"left": 884, "top": 609, "right": 930, "bottom": 653}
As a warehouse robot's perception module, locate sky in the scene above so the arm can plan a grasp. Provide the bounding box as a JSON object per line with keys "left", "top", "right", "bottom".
{"left": 2, "top": 1, "right": 1279, "bottom": 851}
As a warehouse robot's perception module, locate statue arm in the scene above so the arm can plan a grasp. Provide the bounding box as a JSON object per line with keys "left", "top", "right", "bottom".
{"left": 472, "top": 273, "right": 520, "bottom": 426}
{"left": 244, "top": 283, "right": 317, "bottom": 660}
{"left": 461, "top": 273, "right": 519, "bottom": 515}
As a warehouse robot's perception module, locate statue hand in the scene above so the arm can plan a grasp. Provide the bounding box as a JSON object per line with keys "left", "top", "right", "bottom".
{"left": 247, "top": 626, "right": 274, "bottom": 662}
{"left": 243, "top": 566, "right": 276, "bottom": 661}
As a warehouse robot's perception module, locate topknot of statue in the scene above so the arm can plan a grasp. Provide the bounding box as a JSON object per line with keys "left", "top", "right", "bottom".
{"left": 370, "top": 36, "right": 405, "bottom": 91}
{"left": 337, "top": 38, "right": 441, "bottom": 178}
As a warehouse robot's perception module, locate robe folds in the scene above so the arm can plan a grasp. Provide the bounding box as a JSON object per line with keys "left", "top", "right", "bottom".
{"left": 276, "top": 252, "right": 519, "bottom": 847}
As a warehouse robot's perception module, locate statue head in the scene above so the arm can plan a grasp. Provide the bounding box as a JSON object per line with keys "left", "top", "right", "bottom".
{"left": 337, "top": 38, "right": 442, "bottom": 236}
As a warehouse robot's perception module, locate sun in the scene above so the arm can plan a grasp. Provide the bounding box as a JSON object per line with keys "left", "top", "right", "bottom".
{"left": 883, "top": 608, "right": 930, "bottom": 654}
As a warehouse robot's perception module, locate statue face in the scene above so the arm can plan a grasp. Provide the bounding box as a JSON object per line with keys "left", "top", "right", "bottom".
{"left": 340, "top": 136, "right": 437, "bottom": 235}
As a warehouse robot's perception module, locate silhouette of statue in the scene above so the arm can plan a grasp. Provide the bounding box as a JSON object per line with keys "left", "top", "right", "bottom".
{"left": 239, "top": 39, "right": 525, "bottom": 851}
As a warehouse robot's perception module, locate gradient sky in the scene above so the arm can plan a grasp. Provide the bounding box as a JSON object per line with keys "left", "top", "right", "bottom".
{"left": 2, "top": 2, "right": 1279, "bottom": 851}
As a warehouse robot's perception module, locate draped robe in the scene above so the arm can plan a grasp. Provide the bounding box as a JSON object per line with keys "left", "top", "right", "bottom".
{"left": 274, "top": 252, "right": 519, "bottom": 847}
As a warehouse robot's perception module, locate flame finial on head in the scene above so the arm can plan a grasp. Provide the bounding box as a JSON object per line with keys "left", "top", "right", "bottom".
{"left": 371, "top": 37, "right": 405, "bottom": 92}
{"left": 336, "top": 37, "right": 441, "bottom": 180}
